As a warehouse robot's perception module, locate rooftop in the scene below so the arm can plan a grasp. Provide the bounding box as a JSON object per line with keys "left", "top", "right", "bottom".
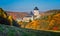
{"left": 34, "top": 7, "right": 39, "bottom": 10}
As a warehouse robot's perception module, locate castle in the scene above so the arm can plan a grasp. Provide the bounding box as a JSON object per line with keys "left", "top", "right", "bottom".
{"left": 16, "top": 7, "right": 41, "bottom": 22}
{"left": 6, "top": 7, "right": 41, "bottom": 22}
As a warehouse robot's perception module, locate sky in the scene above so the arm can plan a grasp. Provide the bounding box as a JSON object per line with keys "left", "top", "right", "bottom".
{"left": 0, "top": 0, "right": 60, "bottom": 12}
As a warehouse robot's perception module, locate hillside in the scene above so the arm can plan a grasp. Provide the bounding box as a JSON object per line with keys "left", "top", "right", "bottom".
{"left": 6, "top": 11, "right": 29, "bottom": 20}
{"left": 20, "top": 10, "right": 60, "bottom": 30}
{"left": 45, "top": 10, "right": 60, "bottom": 13}
{"left": 0, "top": 24, "right": 60, "bottom": 36}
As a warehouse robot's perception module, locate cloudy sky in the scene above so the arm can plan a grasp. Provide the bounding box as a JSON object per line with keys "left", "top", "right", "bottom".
{"left": 0, "top": 0, "right": 60, "bottom": 12}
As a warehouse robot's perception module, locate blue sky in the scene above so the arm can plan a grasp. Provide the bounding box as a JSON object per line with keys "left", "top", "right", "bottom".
{"left": 0, "top": 0, "right": 60, "bottom": 12}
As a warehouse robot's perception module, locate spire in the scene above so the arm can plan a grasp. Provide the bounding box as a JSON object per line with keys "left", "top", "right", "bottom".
{"left": 34, "top": 7, "right": 39, "bottom": 10}
{"left": 30, "top": 11, "right": 34, "bottom": 15}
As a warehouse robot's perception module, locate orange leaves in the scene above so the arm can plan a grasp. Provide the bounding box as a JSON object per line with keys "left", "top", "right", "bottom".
{"left": 53, "top": 26, "right": 58, "bottom": 30}
{"left": 48, "top": 15, "right": 51, "bottom": 21}
{"left": 53, "top": 13, "right": 60, "bottom": 24}
{"left": 48, "top": 13, "right": 60, "bottom": 30}
{"left": 25, "top": 19, "right": 50, "bottom": 30}
{"left": 49, "top": 20, "right": 55, "bottom": 26}
{"left": 25, "top": 20, "right": 40, "bottom": 29}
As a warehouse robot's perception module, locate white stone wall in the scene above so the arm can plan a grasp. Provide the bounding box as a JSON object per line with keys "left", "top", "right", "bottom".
{"left": 34, "top": 10, "right": 39, "bottom": 16}
{"left": 16, "top": 18, "right": 22, "bottom": 22}
{"left": 22, "top": 16, "right": 33, "bottom": 22}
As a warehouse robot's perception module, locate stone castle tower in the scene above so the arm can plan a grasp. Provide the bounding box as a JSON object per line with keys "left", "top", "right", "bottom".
{"left": 33, "top": 7, "right": 39, "bottom": 16}
{"left": 33, "top": 7, "right": 40, "bottom": 19}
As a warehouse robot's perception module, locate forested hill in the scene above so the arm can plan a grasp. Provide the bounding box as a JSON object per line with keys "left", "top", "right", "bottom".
{"left": 45, "top": 10, "right": 60, "bottom": 13}
{"left": 23, "top": 10, "right": 60, "bottom": 30}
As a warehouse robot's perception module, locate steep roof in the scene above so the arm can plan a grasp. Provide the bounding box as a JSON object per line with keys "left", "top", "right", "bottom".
{"left": 30, "top": 11, "right": 34, "bottom": 16}
{"left": 34, "top": 7, "right": 39, "bottom": 10}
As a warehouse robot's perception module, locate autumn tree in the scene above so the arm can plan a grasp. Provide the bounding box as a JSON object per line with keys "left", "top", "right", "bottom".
{"left": 0, "top": 8, "right": 10, "bottom": 25}
{"left": 0, "top": 8, "right": 20, "bottom": 27}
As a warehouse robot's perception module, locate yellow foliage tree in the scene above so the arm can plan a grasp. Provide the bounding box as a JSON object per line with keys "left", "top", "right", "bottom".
{"left": 48, "top": 13, "right": 60, "bottom": 30}
{"left": 8, "top": 16, "right": 13, "bottom": 26}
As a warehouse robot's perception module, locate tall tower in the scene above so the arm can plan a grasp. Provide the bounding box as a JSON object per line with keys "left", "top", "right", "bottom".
{"left": 33, "top": 7, "right": 39, "bottom": 16}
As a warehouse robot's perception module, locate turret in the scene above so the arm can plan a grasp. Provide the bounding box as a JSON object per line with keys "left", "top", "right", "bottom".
{"left": 33, "top": 7, "right": 39, "bottom": 16}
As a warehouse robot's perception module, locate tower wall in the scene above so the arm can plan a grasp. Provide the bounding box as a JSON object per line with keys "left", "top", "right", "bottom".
{"left": 34, "top": 10, "right": 39, "bottom": 16}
